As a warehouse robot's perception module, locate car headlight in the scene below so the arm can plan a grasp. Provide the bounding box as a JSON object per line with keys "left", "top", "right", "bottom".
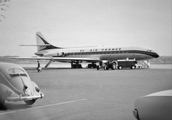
{"left": 24, "top": 88, "right": 31, "bottom": 96}
{"left": 35, "top": 87, "right": 40, "bottom": 92}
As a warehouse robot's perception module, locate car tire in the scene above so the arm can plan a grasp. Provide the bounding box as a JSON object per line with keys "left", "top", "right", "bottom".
{"left": 131, "top": 65, "right": 136, "bottom": 69}
{"left": 118, "top": 66, "right": 122, "bottom": 70}
{"left": 0, "top": 96, "right": 5, "bottom": 105}
{"left": 111, "top": 63, "right": 116, "bottom": 70}
{"left": 0, "top": 96, "right": 6, "bottom": 110}
{"left": 25, "top": 99, "right": 36, "bottom": 105}
{"left": 97, "top": 66, "right": 100, "bottom": 70}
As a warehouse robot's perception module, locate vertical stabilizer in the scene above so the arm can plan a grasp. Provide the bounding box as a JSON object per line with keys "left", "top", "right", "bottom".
{"left": 36, "top": 32, "right": 60, "bottom": 51}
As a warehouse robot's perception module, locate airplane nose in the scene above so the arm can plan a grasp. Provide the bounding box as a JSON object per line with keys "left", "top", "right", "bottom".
{"left": 147, "top": 50, "right": 159, "bottom": 58}
{"left": 154, "top": 52, "right": 159, "bottom": 58}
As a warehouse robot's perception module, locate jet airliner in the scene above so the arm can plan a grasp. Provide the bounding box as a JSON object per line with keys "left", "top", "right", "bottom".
{"left": 15, "top": 32, "right": 159, "bottom": 70}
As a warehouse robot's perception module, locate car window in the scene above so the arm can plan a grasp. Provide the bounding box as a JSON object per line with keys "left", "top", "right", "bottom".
{"left": 7, "top": 68, "right": 27, "bottom": 77}
{"left": 8, "top": 68, "right": 25, "bottom": 74}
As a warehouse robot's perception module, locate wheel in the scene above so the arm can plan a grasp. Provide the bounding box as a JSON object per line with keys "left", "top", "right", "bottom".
{"left": 96, "top": 65, "right": 100, "bottom": 70}
{"left": 111, "top": 63, "right": 116, "bottom": 70}
{"left": 93, "top": 64, "right": 97, "bottom": 68}
{"left": 88, "top": 64, "right": 92, "bottom": 68}
{"left": 0, "top": 96, "right": 5, "bottom": 105}
{"left": 0, "top": 96, "right": 6, "bottom": 110}
{"left": 106, "top": 66, "right": 109, "bottom": 70}
{"left": 72, "top": 64, "right": 77, "bottom": 68}
{"left": 103, "top": 66, "right": 106, "bottom": 70}
{"left": 25, "top": 99, "right": 36, "bottom": 105}
{"left": 71, "top": 64, "right": 74, "bottom": 68}
{"left": 118, "top": 66, "right": 122, "bottom": 70}
{"left": 79, "top": 64, "right": 82, "bottom": 68}
{"left": 103, "top": 63, "right": 107, "bottom": 70}
{"left": 131, "top": 65, "right": 136, "bottom": 69}
{"left": 77, "top": 64, "right": 82, "bottom": 68}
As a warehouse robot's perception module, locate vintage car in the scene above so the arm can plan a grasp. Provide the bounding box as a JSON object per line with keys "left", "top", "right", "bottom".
{"left": 0, "top": 62, "right": 44, "bottom": 105}
{"left": 133, "top": 89, "right": 172, "bottom": 120}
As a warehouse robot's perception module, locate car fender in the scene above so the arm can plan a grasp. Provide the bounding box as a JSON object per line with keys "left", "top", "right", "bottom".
{"left": 32, "top": 81, "right": 39, "bottom": 89}
{"left": 32, "top": 81, "right": 42, "bottom": 94}
{"left": 0, "top": 83, "right": 18, "bottom": 100}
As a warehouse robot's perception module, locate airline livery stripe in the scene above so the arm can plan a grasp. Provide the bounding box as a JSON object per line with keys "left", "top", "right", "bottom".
{"left": 60, "top": 50, "right": 158, "bottom": 58}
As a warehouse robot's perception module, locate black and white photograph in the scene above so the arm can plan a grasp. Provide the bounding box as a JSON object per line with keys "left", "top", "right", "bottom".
{"left": 0, "top": 0, "right": 171, "bottom": 120}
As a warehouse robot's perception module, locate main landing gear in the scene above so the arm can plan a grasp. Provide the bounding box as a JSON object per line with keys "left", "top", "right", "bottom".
{"left": 71, "top": 61, "right": 82, "bottom": 68}
{"left": 96, "top": 62, "right": 117, "bottom": 70}
{"left": 87, "top": 63, "right": 97, "bottom": 68}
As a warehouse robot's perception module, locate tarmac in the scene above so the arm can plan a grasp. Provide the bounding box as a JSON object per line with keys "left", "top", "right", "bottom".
{"left": 0, "top": 64, "right": 171, "bottom": 120}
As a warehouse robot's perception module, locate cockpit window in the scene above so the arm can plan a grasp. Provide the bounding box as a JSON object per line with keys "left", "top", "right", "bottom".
{"left": 147, "top": 50, "right": 153, "bottom": 52}
{"left": 7, "top": 68, "right": 27, "bottom": 77}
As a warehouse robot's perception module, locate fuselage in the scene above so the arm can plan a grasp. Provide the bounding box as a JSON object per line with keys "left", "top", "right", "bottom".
{"left": 35, "top": 46, "right": 159, "bottom": 61}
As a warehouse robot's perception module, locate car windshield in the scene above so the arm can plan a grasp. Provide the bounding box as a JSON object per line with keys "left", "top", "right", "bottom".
{"left": 7, "top": 68, "right": 27, "bottom": 77}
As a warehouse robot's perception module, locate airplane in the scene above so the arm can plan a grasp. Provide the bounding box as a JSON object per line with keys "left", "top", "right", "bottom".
{"left": 13, "top": 32, "right": 159, "bottom": 70}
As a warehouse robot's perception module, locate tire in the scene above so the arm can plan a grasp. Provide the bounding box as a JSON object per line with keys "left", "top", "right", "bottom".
{"left": 111, "top": 63, "right": 116, "bottom": 70}
{"left": 106, "top": 66, "right": 109, "bottom": 70}
{"left": 97, "top": 66, "right": 100, "bottom": 70}
{"left": 72, "top": 64, "right": 77, "bottom": 68}
{"left": 118, "top": 66, "right": 122, "bottom": 70}
{"left": 93, "top": 64, "right": 97, "bottom": 68}
{"left": 103, "top": 66, "right": 106, "bottom": 70}
{"left": 88, "top": 64, "right": 92, "bottom": 68}
{"left": 0, "top": 96, "right": 5, "bottom": 105}
{"left": 131, "top": 65, "right": 136, "bottom": 69}
{"left": 0, "top": 96, "right": 6, "bottom": 110}
{"left": 77, "top": 64, "right": 82, "bottom": 68}
{"left": 25, "top": 99, "right": 36, "bottom": 105}
{"left": 79, "top": 64, "right": 82, "bottom": 68}
{"left": 71, "top": 64, "right": 74, "bottom": 68}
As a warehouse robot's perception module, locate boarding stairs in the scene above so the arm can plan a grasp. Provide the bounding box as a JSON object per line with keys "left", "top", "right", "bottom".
{"left": 137, "top": 60, "right": 150, "bottom": 68}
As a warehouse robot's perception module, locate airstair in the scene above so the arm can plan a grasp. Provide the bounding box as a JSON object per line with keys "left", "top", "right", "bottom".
{"left": 137, "top": 60, "right": 150, "bottom": 68}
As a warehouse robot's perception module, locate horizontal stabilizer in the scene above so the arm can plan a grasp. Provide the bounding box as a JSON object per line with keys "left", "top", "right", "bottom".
{"left": 20, "top": 44, "right": 51, "bottom": 46}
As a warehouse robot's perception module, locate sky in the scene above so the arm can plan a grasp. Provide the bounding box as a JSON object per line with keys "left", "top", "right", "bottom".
{"left": 0, "top": 0, "right": 171, "bottom": 56}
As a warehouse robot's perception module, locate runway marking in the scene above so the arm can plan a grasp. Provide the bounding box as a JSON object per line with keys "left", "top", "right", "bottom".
{"left": 0, "top": 99, "right": 87, "bottom": 116}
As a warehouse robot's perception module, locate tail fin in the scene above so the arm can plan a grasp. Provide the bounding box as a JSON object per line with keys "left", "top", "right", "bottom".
{"left": 36, "top": 32, "right": 61, "bottom": 51}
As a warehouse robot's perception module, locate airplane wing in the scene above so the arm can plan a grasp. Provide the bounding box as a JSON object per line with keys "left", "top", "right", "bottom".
{"left": 9, "top": 56, "right": 101, "bottom": 63}
{"left": 53, "top": 57, "right": 101, "bottom": 62}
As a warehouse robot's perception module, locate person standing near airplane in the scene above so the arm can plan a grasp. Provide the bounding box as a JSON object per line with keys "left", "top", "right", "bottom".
{"left": 37, "top": 61, "right": 41, "bottom": 72}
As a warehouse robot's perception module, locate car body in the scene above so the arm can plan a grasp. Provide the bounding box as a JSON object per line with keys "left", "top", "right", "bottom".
{"left": 133, "top": 89, "right": 172, "bottom": 120}
{"left": 117, "top": 60, "right": 137, "bottom": 69}
{"left": 0, "top": 62, "right": 44, "bottom": 105}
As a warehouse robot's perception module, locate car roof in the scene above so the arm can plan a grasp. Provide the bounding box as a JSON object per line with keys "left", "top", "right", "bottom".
{"left": 0, "top": 62, "right": 22, "bottom": 72}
